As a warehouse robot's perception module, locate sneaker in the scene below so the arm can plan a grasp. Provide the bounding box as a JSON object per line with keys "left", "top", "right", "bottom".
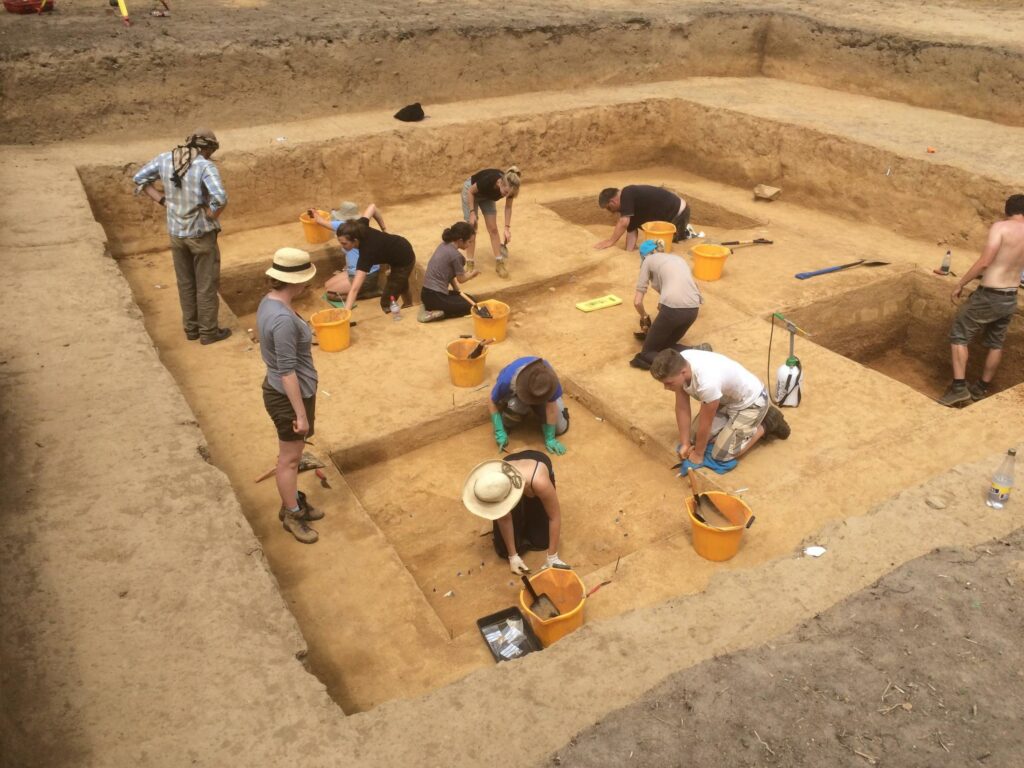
{"left": 200, "top": 328, "right": 232, "bottom": 345}
{"left": 417, "top": 307, "right": 445, "bottom": 323}
{"left": 282, "top": 510, "right": 319, "bottom": 544}
{"left": 495, "top": 260, "right": 510, "bottom": 280}
{"left": 762, "top": 405, "right": 791, "bottom": 439}
{"left": 938, "top": 382, "right": 971, "bottom": 407}
{"left": 967, "top": 381, "right": 990, "bottom": 402}
{"left": 546, "top": 555, "right": 571, "bottom": 569}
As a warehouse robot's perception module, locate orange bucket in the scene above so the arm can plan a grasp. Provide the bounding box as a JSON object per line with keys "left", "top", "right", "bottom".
{"left": 446, "top": 338, "right": 488, "bottom": 387}
{"left": 518, "top": 567, "right": 586, "bottom": 647}
{"left": 300, "top": 209, "right": 334, "bottom": 245}
{"left": 310, "top": 308, "right": 351, "bottom": 352}
{"left": 640, "top": 220, "right": 677, "bottom": 254}
{"left": 472, "top": 299, "right": 510, "bottom": 342}
{"left": 690, "top": 244, "right": 730, "bottom": 281}
{"left": 685, "top": 492, "right": 754, "bottom": 561}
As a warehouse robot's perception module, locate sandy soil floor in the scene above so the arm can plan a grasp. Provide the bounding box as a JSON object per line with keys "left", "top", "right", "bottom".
{"left": 543, "top": 529, "right": 1024, "bottom": 768}
{"left": 3, "top": 1, "right": 1024, "bottom": 766}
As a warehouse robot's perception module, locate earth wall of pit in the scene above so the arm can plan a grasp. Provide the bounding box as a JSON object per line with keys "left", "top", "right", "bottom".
{"left": 2, "top": 11, "right": 1024, "bottom": 144}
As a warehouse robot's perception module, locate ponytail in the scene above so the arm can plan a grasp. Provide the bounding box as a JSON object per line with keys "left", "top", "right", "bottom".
{"left": 504, "top": 166, "right": 522, "bottom": 198}
{"left": 442, "top": 221, "right": 474, "bottom": 243}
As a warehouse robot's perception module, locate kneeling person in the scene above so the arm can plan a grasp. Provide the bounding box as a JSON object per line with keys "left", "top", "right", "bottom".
{"left": 490, "top": 357, "right": 570, "bottom": 455}
{"left": 650, "top": 348, "right": 790, "bottom": 467}
{"left": 462, "top": 454, "right": 568, "bottom": 575}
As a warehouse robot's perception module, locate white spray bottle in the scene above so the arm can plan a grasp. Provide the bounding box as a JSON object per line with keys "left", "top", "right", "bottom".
{"left": 771, "top": 312, "right": 806, "bottom": 407}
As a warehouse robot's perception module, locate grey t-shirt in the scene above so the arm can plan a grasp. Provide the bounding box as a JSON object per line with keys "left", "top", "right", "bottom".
{"left": 422, "top": 242, "right": 466, "bottom": 293}
{"left": 636, "top": 252, "right": 702, "bottom": 309}
{"left": 257, "top": 296, "right": 318, "bottom": 398}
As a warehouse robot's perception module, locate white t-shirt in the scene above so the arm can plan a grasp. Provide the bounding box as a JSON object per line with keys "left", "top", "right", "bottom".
{"left": 680, "top": 350, "right": 763, "bottom": 412}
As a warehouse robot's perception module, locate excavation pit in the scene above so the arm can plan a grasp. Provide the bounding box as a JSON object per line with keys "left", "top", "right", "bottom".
{"left": 784, "top": 271, "right": 1024, "bottom": 400}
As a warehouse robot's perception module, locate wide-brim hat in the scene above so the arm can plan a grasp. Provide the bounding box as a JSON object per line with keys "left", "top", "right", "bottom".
{"left": 514, "top": 359, "right": 559, "bottom": 405}
{"left": 462, "top": 460, "right": 524, "bottom": 521}
{"left": 266, "top": 247, "right": 316, "bottom": 284}
{"left": 331, "top": 201, "right": 360, "bottom": 221}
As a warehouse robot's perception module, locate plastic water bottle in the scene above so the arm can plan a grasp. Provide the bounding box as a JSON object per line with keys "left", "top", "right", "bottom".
{"left": 389, "top": 295, "right": 402, "bottom": 322}
{"left": 939, "top": 249, "right": 952, "bottom": 275}
{"left": 986, "top": 448, "right": 1016, "bottom": 508}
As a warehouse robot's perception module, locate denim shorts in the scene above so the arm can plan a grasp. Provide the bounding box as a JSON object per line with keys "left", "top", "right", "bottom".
{"left": 949, "top": 287, "right": 1018, "bottom": 349}
{"left": 461, "top": 178, "right": 498, "bottom": 219}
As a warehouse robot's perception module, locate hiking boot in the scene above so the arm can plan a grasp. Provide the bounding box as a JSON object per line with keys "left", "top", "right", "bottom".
{"left": 417, "top": 307, "right": 445, "bottom": 323}
{"left": 629, "top": 355, "right": 651, "bottom": 370}
{"left": 762, "top": 405, "right": 791, "bottom": 439}
{"left": 968, "top": 381, "right": 991, "bottom": 402}
{"left": 938, "top": 382, "right": 971, "bottom": 407}
{"left": 278, "top": 491, "right": 324, "bottom": 522}
{"left": 200, "top": 328, "right": 232, "bottom": 345}
{"left": 282, "top": 509, "right": 319, "bottom": 544}
{"left": 495, "top": 260, "right": 510, "bottom": 279}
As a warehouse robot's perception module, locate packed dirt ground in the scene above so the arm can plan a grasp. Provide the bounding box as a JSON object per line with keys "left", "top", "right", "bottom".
{"left": 2, "top": 1, "right": 1024, "bottom": 767}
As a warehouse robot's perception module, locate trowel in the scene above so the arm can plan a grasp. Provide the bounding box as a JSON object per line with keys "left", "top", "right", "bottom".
{"left": 521, "top": 575, "right": 560, "bottom": 620}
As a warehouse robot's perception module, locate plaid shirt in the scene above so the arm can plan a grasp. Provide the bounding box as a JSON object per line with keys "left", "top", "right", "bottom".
{"left": 133, "top": 150, "right": 227, "bottom": 238}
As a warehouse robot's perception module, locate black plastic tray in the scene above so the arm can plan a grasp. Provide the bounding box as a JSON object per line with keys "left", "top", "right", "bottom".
{"left": 476, "top": 606, "right": 543, "bottom": 663}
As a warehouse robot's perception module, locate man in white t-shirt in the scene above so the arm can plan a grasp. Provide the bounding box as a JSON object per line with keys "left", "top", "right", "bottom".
{"left": 649, "top": 348, "right": 791, "bottom": 465}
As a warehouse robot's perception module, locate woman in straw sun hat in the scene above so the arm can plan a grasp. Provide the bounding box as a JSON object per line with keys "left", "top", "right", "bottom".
{"left": 257, "top": 247, "right": 323, "bottom": 545}
{"left": 462, "top": 453, "right": 569, "bottom": 575}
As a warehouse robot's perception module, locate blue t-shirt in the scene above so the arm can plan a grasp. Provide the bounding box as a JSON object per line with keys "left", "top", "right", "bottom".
{"left": 491, "top": 357, "right": 563, "bottom": 403}
{"left": 330, "top": 219, "right": 379, "bottom": 276}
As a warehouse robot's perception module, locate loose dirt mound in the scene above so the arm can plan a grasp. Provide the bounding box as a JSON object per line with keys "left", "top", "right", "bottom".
{"left": 543, "top": 530, "right": 1024, "bottom": 767}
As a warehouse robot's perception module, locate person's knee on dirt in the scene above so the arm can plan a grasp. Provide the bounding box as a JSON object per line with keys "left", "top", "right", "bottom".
{"left": 594, "top": 184, "right": 691, "bottom": 252}
{"left": 941, "top": 194, "right": 1024, "bottom": 406}
{"left": 258, "top": 248, "right": 322, "bottom": 544}
{"left": 490, "top": 357, "right": 569, "bottom": 455}
{"left": 132, "top": 127, "right": 231, "bottom": 344}
{"left": 461, "top": 166, "right": 521, "bottom": 277}
{"left": 336, "top": 204, "right": 416, "bottom": 314}
{"left": 631, "top": 242, "right": 703, "bottom": 369}
{"left": 650, "top": 347, "right": 788, "bottom": 469}
{"left": 462, "top": 454, "right": 569, "bottom": 575}
{"left": 419, "top": 221, "right": 481, "bottom": 322}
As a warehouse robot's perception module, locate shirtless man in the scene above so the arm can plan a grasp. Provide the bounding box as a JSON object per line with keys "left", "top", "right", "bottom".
{"left": 939, "top": 194, "right": 1024, "bottom": 406}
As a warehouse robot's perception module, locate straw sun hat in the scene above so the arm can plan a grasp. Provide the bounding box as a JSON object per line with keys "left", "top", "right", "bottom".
{"left": 462, "top": 460, "right": 525, "bottom": 521}
{"left": 512, "top": 359, "right": 560, "bottom": 405}
{"left": 331, "top": 201, "right": 360, "bottom": 221}
{"left": 266, "top": 247, "right": 317, "bottom": 284}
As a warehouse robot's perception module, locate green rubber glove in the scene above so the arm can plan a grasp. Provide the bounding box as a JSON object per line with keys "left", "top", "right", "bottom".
{"left": 542, "top": 423, "right": 566, "bottom": 455}
{"left": 491, "top": 412, "right": 509, "bottom": 450}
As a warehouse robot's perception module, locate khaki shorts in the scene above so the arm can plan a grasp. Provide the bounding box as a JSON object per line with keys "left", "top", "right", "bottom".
{"left": 949, "top": 286, "right": 1018, "bottom": 349}
{"left": 691, "top": 389, "right": 769, "bottom": 462}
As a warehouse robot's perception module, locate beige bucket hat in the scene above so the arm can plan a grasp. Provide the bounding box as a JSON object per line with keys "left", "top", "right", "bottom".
{"left": 266, "top": 247, "right": 317, "bottom": 284}
{"left": 462, "top": 460, "right": 525, "bottom": 520}
{"left": 513, "top": 359, "right": 560, "bottom": 405}
{"left": 331, "top": 201, "right": 360, "bottom": 221}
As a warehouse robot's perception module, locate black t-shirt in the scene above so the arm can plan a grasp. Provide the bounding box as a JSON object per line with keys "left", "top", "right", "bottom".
{"left": 619, "top": 184, "right": 682, "bottom": 231}
{"left": 471, "top": 169, "right": 504, "bottom": 201}
{"left": 353, "top": 217, "right": 416, "bottom": 272}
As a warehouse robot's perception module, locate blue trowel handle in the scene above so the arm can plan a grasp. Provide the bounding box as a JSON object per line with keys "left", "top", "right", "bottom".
{"left": 795, "top": 260, "right": 864, "bottom": 280}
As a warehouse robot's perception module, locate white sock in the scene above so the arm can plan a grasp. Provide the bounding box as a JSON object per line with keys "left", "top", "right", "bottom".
{"left": 546, "top": 552, "right": 560, "bottom": 564}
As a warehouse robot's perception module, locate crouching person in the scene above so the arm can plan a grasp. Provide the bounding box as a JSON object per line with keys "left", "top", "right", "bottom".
{"left": 490, "top": 357, "right": 570, "bottom": 455}
{"left": 462, "top": 454, "right": 569, "bottom": 575}
{"left": 649, "top": 348, "right": 790, "bottom": 470}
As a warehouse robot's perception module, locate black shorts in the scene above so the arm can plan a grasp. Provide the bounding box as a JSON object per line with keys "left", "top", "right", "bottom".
{"left": 262, "top": 378, "right": 316, "bottom": 442}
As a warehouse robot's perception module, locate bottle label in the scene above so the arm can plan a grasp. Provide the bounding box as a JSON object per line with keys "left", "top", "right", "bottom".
{"left": 990, "top": 483, "right": 1011, "bottom": 500}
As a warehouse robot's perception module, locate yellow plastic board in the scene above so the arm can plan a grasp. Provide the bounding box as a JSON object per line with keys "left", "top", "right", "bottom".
{"left": 575, "top": 294, "right": 622, "bottom": 313}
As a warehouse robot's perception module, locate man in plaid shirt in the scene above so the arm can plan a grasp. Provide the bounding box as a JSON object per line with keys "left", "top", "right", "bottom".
{"left": 133, "top": 128, "right": 231, "bottom": 344}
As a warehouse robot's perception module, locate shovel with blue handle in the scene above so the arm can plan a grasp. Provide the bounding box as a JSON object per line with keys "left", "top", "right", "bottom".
{"left": 795, "top": 259, "right": 889, "bottom": 279}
